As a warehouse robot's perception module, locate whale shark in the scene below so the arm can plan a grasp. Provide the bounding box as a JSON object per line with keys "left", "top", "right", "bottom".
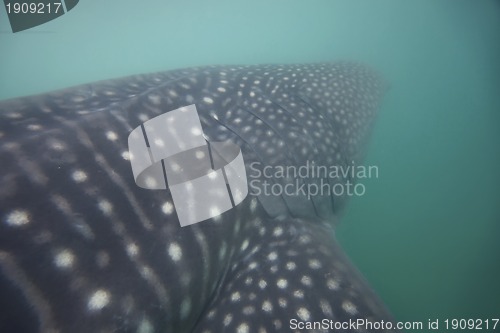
{"left": 0, "top": 63, "right": 398, "bottom": 332}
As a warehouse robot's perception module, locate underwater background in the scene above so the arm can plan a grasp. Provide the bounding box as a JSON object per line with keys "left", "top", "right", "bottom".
{"left": 1, "top": 0, "right": 499, "bottom": 331}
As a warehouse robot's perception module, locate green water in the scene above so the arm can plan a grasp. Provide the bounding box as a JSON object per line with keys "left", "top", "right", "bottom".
{"left": 1, "top": 0, "right": 499, "bottom": 331}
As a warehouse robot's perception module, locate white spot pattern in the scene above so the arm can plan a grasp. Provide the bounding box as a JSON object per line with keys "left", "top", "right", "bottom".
{"left": 168, "top": 243, "right": 182, "bottom": 262}
{"left": 87, "top": 289, "right": 110, "bottom": 311}
{"left": 5, "top": 210, "right": 30, "bottom": 227}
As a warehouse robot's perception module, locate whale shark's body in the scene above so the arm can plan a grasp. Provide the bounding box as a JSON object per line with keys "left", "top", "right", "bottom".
{"left": 0, "top": 63, "right": 397, "bottom": 332}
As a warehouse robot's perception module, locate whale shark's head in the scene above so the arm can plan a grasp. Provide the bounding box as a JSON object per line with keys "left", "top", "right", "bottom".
{"left": 186, "top": 63, "right": 385, "bottom": 221}
{"left": 0, "top": 63, "right": 396, "bottom": 333}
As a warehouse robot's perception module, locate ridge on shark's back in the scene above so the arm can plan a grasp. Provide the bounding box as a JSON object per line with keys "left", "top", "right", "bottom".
{"left": 0, "top": 63, "right": 398, "bottom": 333}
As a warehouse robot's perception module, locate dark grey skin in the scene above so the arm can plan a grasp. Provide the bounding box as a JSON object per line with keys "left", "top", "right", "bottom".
{"left": 0, "top": 63, "right": 398, "bottom": 333}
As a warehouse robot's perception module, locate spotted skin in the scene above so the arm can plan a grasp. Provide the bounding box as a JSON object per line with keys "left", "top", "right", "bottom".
{"left": 0, "top": 63, "right": 397, "bottom": 332}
